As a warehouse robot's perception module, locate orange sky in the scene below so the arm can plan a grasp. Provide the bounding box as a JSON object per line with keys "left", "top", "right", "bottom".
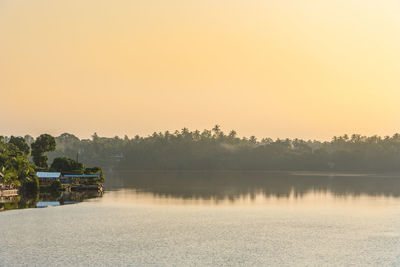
{"left": 1, "top": 0, "right": 400, "bottom": 140}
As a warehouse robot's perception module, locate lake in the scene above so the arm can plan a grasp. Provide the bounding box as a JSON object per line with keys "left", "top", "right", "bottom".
{"left": 2, "top": 171, "right": 400, "bottom": 266}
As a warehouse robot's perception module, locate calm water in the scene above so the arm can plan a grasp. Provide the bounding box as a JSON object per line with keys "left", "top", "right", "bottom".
{"left": 2, "top": 171, "right": 400, "bottom": 266}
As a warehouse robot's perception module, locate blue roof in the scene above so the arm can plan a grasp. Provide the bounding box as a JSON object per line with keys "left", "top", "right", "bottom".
{"left": 36, "top": 201, "right": 60, "bottom": 208}
{"left": 36, "top": 172, "right": 61, "bottom": 178}
{"left": 63, "top": 174, "right": 100, "bottom": 178}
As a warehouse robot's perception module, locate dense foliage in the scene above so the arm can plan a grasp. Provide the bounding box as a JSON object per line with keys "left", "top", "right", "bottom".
{"left": 50, "top": 157, "right": 104, "bottom": 182}
{"left": 31, "top": 134, "right": 56, "bottom": 169}
{"left": 1, "top": 134, "right": 104, "bottom": 192}
{"left": 35, "top": 126, "right": 400, "bottom": 171}
{"left": 9, "top": 136, "right": 31, "bottom": 155}
{"left": 0, "top": 136, "right": 38, "bottom": 191}
{"left": 50, "top": 157, "right": 84, "bottom": 173}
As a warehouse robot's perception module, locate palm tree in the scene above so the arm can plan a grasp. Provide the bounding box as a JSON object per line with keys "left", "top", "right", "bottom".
{"left": 228, "top": 130, "right": 237, "bottom": 139}
{"left": 212, "top": 125, "right": 221, "bottom": 137}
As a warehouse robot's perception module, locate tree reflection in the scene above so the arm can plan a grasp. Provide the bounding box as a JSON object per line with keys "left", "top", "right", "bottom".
{"left": 108, "top": 171, "right": 400, "bottom": 202}
{"left": 0, "top": 191, "right": 102, "bottom": 211}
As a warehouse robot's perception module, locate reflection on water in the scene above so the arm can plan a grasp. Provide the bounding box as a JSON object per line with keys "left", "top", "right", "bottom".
{"left": 0, "top": 191, "right": 103, "bottom": 212}
{"left": 105, "top": 171, "right": 400, "bottom": 204}
{"left": 3, "top": 171, "right": 400, "bottom": 211}
{"left": 3, "top": 171, "right": 400, "bottom": 266}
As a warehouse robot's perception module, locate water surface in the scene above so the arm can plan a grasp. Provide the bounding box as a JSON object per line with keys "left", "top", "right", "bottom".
{"left": 1, "top": 171, "right": 400, "bottom": 266}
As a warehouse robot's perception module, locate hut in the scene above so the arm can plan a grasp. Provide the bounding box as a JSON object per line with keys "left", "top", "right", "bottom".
{"left": 36, "top": 172, "right": 61, "bottom": 185}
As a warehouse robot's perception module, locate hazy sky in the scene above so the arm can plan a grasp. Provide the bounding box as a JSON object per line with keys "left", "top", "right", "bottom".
{"left": 1, "top": 0, "right": 400, "bottom": 140}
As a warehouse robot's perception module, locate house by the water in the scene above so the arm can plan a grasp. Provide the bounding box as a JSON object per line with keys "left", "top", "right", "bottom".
{"left": 36, "top": 172, "right": 103, "bottom": 191}
{"left": 36, "top": 172, "right": 62, "bottom": 185}
{"left": 36, "top": 172, "right": 102, "bottom": 189}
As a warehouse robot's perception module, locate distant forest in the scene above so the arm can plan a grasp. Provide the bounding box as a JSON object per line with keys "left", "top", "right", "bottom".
{"left": 7, "top": 126, "right": 400, "bottom": 171}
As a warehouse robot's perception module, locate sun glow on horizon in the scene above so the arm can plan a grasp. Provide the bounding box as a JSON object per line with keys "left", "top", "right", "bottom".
{"left": 1, "top": 0, "right": 400, "bottom": 140}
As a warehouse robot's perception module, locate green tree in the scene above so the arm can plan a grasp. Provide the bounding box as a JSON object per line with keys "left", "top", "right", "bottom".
{"left": 31, "top": 134, "right": 56, "bottom": 169}
{"left": 0, "top": 136, "right": 38, "bottom": 191}
{"left": 50, "top": 157, "right": 84, "bottom": 173}
{"left": 9, "top": 136, "right": 30, "bottom": 155}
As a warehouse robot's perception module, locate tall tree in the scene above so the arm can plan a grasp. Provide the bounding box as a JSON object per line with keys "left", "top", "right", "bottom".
{"left": 9, "top": 136, "right": 30, "bottom": 155}
{"left": 31, "top": 134, "right": 56, "bottom": 169}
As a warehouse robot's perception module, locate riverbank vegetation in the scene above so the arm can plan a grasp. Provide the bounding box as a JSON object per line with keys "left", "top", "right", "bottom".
{"left": 0, "top": 134, "right": 103, "bottom": 193}
{"left": 8, "top": 125, "right": 397, "bottom": 172}
{"left": 0, "top": 136, "right": 38, "bottom": 192}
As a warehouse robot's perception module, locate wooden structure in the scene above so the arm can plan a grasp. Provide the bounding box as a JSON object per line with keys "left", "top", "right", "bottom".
{"left": 0, "top": 189, "right": 18, "bottom": 197}
{"left": 36, "top": 172, "right": 61, "bottom": 185}
{"left": 36, "top": 172, "right": 102, "bottom": 191}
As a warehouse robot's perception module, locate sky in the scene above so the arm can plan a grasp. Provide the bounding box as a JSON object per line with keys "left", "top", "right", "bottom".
{"left": 1, "top": 0, "right": 400, "bottom": 140}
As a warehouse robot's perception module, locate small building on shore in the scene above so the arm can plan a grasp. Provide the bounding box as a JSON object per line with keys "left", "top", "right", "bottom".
{"left": 35, "top": 172, "right": 103, "bottom": 192}
{"left": 36, "top": 172, "right": 61, "bottom": 185}
{"left": 36, "top": 172, "right": 100, "bottom": 185}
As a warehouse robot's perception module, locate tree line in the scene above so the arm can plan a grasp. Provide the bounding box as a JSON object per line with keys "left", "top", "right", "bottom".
{"left": 10, "top": 125, "right": 399, "bottom": 172}
{"left": 0, "top": 134, "right": 103, "bottom": 191}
